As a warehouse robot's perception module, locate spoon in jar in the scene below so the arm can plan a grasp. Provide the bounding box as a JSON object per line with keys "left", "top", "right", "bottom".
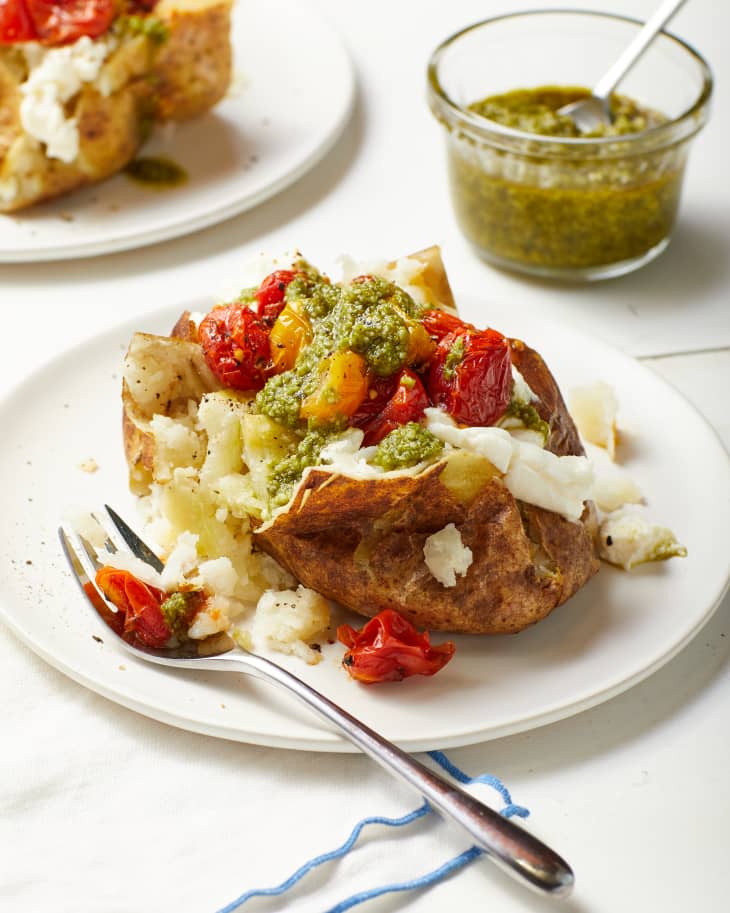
{"left": 558, "top": 0, "right": 688, "bottom": 133}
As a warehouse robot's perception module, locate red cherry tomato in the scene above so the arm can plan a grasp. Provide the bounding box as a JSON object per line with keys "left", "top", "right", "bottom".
{"left": 354, "top": 369, "right": 430, "bottom": 446}
{"left": 25, "top": 0, "right": 115, "bottom": 45}
{"left": 427, "top": 326, "right": 512, "bottom": 427}
{"left": 350, "top": 374, "right": 398, "bottom": 426}
{"left": 338, "top": 609, "right": 455, "bottom": 684}
{"left": 95, "top": 567, "right": 170, "bottom": 650}
{"left": 199, "top": 303, "right": 272, "bottom": 391}
{"left": 0, "top": 0, "right": 37, "bottom": 43}
{"left": 421, "top": 309, "right": 476, "bottom": 342}
{"left": 254, "top": 269, "right": 298, "bottom": 325}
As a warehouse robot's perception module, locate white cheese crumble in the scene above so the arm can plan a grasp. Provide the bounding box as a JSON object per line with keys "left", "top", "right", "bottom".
{"left": 425, "top": 408, "right": 593, "bottom": 521}
{"left": 511, "top": 367, "right": 537, "bottom": 405}
{"left": 423, "top": 524, "right": 473, "bottom": 587}
{"left": 570, "top": 381, "right": 619, "bottom": 460}
{"left": 598, "top": 507, "right": 687, "bottom": 570}
{"left": 20, "top": 36, "right": 116, "bottom": 163}
{"left": 585, "top": 442, "right": 644, "bottom": 513}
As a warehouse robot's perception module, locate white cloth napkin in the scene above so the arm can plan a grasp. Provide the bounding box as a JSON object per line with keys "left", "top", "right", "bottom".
{"left": 0, "top": 624, "right": 530, "bottom": 913}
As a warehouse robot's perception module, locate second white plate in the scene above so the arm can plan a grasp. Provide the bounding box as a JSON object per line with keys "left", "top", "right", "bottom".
{"left": 0, "top": 295, "right": 727, "bottom": 751}
{"left": 0, "top": 0, "right": 355, "bottom": 262}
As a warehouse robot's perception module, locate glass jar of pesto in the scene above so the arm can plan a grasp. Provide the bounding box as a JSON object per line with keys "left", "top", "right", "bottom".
{"left": 427, "top": 10, "right": 712, "bottom": 281}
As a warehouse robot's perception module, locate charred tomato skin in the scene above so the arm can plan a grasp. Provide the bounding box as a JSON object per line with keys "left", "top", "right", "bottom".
{"left": 199, "top": 303, "right": 272, "bottom": 391}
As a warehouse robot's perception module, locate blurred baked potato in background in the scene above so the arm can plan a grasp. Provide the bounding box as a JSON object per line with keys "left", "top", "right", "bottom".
{"left": 0, "top": 0, "right": 232, "bottom": 212}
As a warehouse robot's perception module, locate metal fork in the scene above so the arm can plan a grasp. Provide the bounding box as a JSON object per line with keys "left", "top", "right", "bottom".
{"left": 59, "top": 507, "right": 574, "bottom": 898}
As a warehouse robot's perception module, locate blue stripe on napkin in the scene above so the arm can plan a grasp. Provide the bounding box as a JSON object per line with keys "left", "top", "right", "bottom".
{"left": 214, "top": 753, "right": 529, "bottom": 913}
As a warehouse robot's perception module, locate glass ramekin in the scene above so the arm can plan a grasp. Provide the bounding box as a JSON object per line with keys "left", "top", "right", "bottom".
{"left": 427, "top": 9, "right": 713, "bottom": 281}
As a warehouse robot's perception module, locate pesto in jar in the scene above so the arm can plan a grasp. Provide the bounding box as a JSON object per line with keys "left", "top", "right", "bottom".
{"left": 449, "top": 86, "right": 684, "bottom": 273}
{"left": 469, "top": 86, "right": 665, "bottom": 139}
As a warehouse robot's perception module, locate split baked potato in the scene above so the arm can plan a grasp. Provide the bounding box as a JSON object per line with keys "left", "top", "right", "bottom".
{"left": 121, "top": 247, "right": 600, "bottom": 635}
{"left": 0, "top": 0, "right": 232, "bottom": 212}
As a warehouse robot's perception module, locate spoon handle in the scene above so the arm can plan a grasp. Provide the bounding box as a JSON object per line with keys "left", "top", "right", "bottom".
{"left": 220, "top": 649, "right": 574, "bottom": 897}
{"left": 594, "top": 0, "right": 688, "bottom": 100}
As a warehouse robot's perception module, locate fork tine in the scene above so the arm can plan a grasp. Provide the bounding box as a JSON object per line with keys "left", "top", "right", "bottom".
{"left": 104, "top": 505, "right": 164, "bottom": 573}
{"left": 89, "top": 510, "right": 123, "bottom": 558}
{"left": 58, "top": 525, "right": 124, "bottom": 630}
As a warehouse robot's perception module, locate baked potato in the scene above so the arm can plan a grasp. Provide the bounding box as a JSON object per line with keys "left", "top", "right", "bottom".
{"left": 121, "top": 247, "right": 600, "bottom": 635}
{"left": 0, "top": 0, "right": 232, "bottom": 212}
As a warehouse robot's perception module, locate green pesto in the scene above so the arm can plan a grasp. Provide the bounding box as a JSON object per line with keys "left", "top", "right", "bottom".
{"left": 372, "top": 423, "right": 444, "bottom": 471}
{"left": 469, "top": 86, "right": 664, "bottom": 139}
{"left": 503, "top": 401, "right": 550, "bottom": 441}
{"left": 114, "top": 15, "right": 170, "bottom": 44}
{"left": 286, "top": 268, "right": 340, "bottom": 320}
{"left": 256, "top": 273, "right": 429, "bottom": 504}
{"left": 646, "top": 539, "right": 688, "bottom": 563}
{"left": 450, "top": 85, "right": 682, "bottom": 271}
{"left": 160, "top": 591, "right": 196, "bottom": 638}
{"left": 442, "top": 335, "right": 465, "bottom": 381}
{"left": 124, "top": 157, "right": 188, "bottom": 188}
{"left": 256, "top": 274, "right": 423, "bottom": 430}
{"left": 267, "top": 428, "right": 337, "bottom": 507}
{"left": 255, "top": 370, "right": 310, "bottom": 429}
{"left": 236, "top": 287, "right": 257, "bottom": 306}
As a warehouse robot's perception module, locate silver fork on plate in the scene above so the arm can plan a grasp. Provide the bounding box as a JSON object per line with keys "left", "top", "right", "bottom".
{"left": 59, "top": 506, "right": 574, "bottom": 898}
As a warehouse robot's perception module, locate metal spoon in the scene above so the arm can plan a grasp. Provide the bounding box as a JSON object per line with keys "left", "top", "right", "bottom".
{"left": 559, "top": 0, "right": 688, "bottom": 133}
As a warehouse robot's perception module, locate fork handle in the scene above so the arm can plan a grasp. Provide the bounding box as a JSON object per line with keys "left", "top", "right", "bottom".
{"left": 217, "top": 650, "right": 574, "bottom": 897}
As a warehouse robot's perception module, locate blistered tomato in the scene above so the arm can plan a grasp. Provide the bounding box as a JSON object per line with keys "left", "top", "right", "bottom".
{"left": 338, "top": 609, "right": 455, "bottom": 684}
{"left": 199, "top": 303, "right": 272, "bottom": 391}
{"left": 427, "top": 325, "right": 512, "bottom": 427}
{"left": 269, "top": 301, "right": 313, "bottom": 374}
{"left": 95, "top": 567, "right": 170, "bottom": 649}
{"left": 25, "top": 0, "right": 115, "bottom": 45}
{"left": 300, "top": 350, "right": 369, "bottom": 424}
{"left": 355, "top": 368, "right": 430, "bottom": 446}
{"left": 255, "top": 269, "right": 298, "bottom": 325}
{"left": 0, "top": 0, "right": 36, "bottom": 42}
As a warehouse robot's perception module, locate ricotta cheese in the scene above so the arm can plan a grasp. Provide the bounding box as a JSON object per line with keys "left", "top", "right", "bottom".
{"left": 598, "top": 507, "right": 687, "bottom": 570}
{"left": 425, "top": 408, "right": 593, "bottom": 521}
{"left": 20, "top": 36, "right": 116, "bottom": 164}
{"left": 570, "top": 381, "right": 619, "bottom": 460}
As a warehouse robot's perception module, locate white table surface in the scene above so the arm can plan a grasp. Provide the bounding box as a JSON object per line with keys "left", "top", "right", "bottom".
{"left": 1, "top": 1, "right": 728, "bottom": 911}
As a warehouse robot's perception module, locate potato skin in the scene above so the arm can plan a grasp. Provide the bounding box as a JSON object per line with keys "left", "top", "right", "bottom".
{"left": 153, "top": 0, "right": 233, "bottom": 121}
{"left": 0, "top": 0, "right": 232, "bottom": 212}
{"left": 122, "top": 331, "right": 220, "bottom": 492}
{"left": 256, "top": 342, "right": 599, "bottom": 634}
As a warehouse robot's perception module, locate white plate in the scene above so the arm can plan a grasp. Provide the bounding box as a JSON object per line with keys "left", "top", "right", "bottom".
{"left": 0, "top": 296, "right": 728, "bottom": 752}
{"left": 0, "top": 0, "right": 354, "bottom": 262}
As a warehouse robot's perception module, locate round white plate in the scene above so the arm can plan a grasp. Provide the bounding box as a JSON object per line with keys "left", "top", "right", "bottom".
{"left": 0, "top": 0, "right": 354, "bottom": 262}
{"left": 0, "top": 296, "right": 727, "bottom": 752}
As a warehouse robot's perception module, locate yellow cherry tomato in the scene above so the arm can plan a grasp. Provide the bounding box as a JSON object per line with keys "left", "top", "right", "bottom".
{"left": 269, "top": 302, "right": 313, "bottom": 374}
{"left": 300, "top": 351, "right": 369, "bottom": 424}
